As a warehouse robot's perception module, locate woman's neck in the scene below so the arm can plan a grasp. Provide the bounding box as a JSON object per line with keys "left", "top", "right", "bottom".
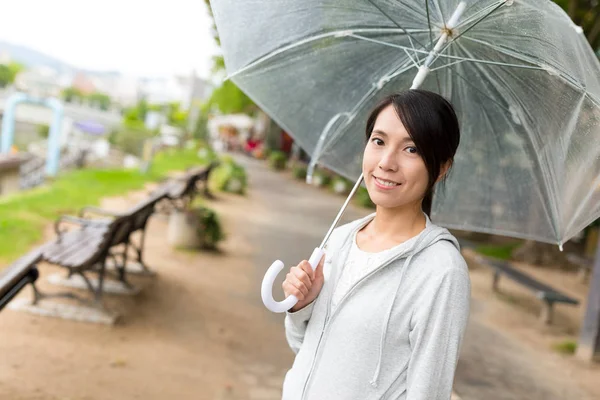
{"left": 368, "top": 203, "right": 426, "bottom": 242}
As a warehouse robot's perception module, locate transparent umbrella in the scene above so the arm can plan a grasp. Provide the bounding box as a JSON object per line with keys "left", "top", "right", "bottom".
{"left": 210, "top": 0, "right": 600, "bottom": 312}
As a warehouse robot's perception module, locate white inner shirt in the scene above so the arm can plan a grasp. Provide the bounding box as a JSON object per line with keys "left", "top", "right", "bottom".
{"left": 330, "top": 229, "right": 422, "bottom": 311}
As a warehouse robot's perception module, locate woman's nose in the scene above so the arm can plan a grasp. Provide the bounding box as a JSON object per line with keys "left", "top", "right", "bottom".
{"left": 378, "top": 151, "right": 398, "bottom": 172}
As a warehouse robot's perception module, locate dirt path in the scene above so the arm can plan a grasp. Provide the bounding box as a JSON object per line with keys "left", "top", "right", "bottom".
{"left": 0, "top": 155, "right": 598, "bottom": 399}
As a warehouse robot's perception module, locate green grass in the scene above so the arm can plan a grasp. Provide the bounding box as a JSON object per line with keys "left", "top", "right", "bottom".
{"left": 475, "top": 242, "right": 521, "bottom": 260}
{"left": 0, "top": 147, "right": 212, "bottom": 265}
{"left": 552, "top": 340, "right": 577, "bottom": 355}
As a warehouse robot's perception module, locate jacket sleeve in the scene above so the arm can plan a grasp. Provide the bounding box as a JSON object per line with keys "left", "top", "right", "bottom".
{"left": 284, "top": 301, "right": 316, "bottom": 354}
{"left": 406, "top": 266, "right": 471, "bottom": 400}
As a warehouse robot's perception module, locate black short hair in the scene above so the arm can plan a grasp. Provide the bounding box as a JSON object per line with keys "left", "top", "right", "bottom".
{"left": 365, "top": 90, "right": 461, "bottom": 216}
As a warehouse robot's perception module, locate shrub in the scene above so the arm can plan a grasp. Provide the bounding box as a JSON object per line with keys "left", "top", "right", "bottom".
{"left": 210, "top": 158, "right": 247, "bottom": 195}
{"left": 268, "top": 151, "right": 287, "bottom": 170}
{"left": 292, "top": 165, "right": 307, "bottom": 180}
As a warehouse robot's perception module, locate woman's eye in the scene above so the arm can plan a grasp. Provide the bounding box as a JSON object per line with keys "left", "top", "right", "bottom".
{"left": 406, "top": 146, "right": 418, "bottom": 154}
{"left": 371, "top": 138, "right": 384, "bottom": 146}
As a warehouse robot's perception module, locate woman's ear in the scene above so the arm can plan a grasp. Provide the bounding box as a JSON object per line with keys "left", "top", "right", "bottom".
{"left": 436, "top": 160, "right": 452, "bottom": 183}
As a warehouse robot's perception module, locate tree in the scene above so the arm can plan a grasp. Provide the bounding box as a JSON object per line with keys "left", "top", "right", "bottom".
{"left": 203, "top": 1, "right": 256, "bottom": 114}
{"left": 88, "top": 92, "right": 111, "bottom": 110}
{"left": 62, "top": 87, "right": 84, "bottom": 103}
{"left": 0, "top": 62, "right": 24, "bottom": 88}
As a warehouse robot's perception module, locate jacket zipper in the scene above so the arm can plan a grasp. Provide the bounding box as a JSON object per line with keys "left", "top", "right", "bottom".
{"left": 300, "top": 249, "right": 401, "bottom": 399}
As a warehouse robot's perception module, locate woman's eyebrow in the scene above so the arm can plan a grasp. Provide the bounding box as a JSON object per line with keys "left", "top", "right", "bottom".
{"left": 371, "top": 129, "right": 388, "bottom": 136}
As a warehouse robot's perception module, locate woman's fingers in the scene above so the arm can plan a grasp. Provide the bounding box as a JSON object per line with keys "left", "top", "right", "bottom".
{"left": 297, "top": 260, "right": 315, "bottom": 280}
{"left": 282, "top": 261, "right": 314, "bottom": 300}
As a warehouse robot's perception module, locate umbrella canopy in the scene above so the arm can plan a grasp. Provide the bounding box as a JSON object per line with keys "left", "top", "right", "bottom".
{"left": 211, "top": 0, "right": 600, "bottom": 246}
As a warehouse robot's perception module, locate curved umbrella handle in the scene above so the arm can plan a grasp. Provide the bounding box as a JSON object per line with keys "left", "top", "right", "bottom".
{"left": 261, "top": 247, "right": 325, "bottom": 313}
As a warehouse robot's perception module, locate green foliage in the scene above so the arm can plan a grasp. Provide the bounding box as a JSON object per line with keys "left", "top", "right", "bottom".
{"left": 62, "top": 87, "right": 85, "bottom": 103}
{"left": 292, "top": 165, "right": 307, "bottom": 180}
{"left": 552, "top": 340, "right": 577, "bottom": 355}
{"left": 207, "top": 79, "right": 255, "bottom": 114}
{"left": 166, "top": 102, "right": 189, "bottom": 129}
{"left": 268, "top": 151, "right": 287, "bottom": 170}
{"left": 110, "top": 126, "right": 156, "bottom": 157}
{"left": 88, "top": 92, "right": 111, "bottom": 110}
{"left": 0, "top": 62, "right": 23, "bottom": 87}
{"left": 37, "top": 124, "right": 50, "bottom": 139}
{"left": 194, "top": 206, "right": 226, "bottom": 249}
{"left": 355, "top": 187, "right": 376, "bottom": 209}
{"left": 0, "top": 148, "right": 209, "bottom": 265}
{"left": 475, "top": 243, "right": 522, "bottom": 260}
{"left": 210, "top": 157, "right": 247, "bottom": 194}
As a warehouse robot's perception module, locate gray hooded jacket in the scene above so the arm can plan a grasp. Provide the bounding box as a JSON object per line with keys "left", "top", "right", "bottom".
{"left": 283, "top": 213, "right": 471, "bottom": 400}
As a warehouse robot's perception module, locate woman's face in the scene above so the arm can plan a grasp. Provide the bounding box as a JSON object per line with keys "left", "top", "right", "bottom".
{"left": 362, "top": 104, "right": 430, "bottom": 211}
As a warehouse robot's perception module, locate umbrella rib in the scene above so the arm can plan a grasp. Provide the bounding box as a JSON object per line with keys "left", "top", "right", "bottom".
{"left": 432, "top": 0, "right": 446, "bottom": 27}
{"left": 403, "top": 48, "right": 421, "bottom": 69}
{"left": 226, "top": 28, "right": 428, "bottom": 80}
{"left": 459, "top": 36, "right": 589, "bottom": 94}
{"left": 365, "top": 0, "right": 428, "bottom": 50}
{"left": 455, "top": 0, "right": 506, "bottom": 29}
{"left": 433, "top": 0, "right": 506, "bottom": 66}
{"left": 348, "top": 33, "right": 545, "bottom": 72}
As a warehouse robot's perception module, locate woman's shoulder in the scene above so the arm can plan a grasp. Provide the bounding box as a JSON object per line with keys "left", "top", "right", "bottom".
{"left": 415, "top": 238, "right": 469, "bottom": 277}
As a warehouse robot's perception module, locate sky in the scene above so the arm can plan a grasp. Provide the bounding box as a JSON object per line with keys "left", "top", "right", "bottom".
{"left": 0, "top": 0, "right": 219, "bottom": 78}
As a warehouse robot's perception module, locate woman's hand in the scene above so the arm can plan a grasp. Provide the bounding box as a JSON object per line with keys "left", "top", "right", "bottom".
{"left": 282, "top": 255, "right": 325, "bottom": 312}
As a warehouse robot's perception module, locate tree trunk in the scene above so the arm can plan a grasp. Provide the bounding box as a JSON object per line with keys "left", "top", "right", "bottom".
{"left": 568, "top": 0, "right": 579, "bottom": 19}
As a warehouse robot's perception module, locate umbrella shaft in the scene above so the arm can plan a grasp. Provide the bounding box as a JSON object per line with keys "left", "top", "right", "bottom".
{"left": 319, "top": 174, "right": 364, "bottom": 249}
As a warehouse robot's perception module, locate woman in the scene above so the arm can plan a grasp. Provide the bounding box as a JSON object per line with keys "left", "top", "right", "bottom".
{"left": 282, "top": 90, "right": 471, "bottom": 400}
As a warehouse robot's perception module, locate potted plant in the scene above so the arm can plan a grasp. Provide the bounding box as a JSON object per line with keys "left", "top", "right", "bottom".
{"left": 196, "top": 206, "right": 226, "bottom": 250}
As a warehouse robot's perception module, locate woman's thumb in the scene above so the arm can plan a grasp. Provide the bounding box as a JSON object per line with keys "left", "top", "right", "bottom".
{"left": 314, "top": 254, "right": 326, "bottom": 278}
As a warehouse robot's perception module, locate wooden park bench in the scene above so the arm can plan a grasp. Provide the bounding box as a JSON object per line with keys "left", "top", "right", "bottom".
{"left": 4, "top": 162, "right": 218, "bottom": 322}
{"left": 155, "top": 161, "right": 220, "bottom": 212}
{"left": 487, "top": 258, "right": 579, "bottom": 324}
{"left": 77, "top": 161, "right": 219, "bottom": 275}
{"left": 458, "top": 240, "right": 579, "bottom": 325}
{"left": 0, "top": 249, "right": 42, "bottom": 311}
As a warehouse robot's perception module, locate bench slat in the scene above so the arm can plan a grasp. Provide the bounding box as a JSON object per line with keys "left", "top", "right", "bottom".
{"left": 488, "top": 259, "right": 579, "bottom": 305}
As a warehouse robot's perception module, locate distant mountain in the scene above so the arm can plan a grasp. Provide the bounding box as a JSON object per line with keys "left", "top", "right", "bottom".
{"left": 0, "top": 40, "right": 121, "bottom": 77}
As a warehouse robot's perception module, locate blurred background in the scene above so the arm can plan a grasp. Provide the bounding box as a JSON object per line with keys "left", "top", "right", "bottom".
{"left": 0, "top": 1, "right": 599, "bottom": 399}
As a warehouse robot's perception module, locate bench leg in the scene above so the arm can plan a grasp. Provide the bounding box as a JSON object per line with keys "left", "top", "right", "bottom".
{"left": 492, "top": 270, "right": 501, "bottom": 292}
{"left": 540, "top": 301, "right": 554, "bottom": 325}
